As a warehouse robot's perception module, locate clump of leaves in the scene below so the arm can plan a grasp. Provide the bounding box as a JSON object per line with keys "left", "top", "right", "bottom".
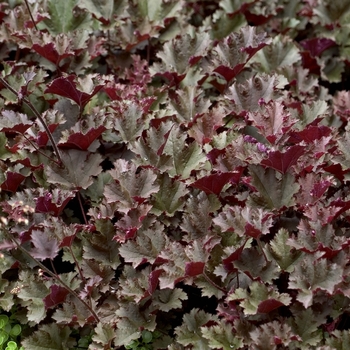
{"left": 0, "top": 314, "right": 23, "bottom": 350}
{"left": 1, "top": 0, "right": 350, "bottom": 349}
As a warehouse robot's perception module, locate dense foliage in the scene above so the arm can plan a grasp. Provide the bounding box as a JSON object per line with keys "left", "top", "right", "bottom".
{"left": 1, "top": 0, "right": 350, "bottom": 348}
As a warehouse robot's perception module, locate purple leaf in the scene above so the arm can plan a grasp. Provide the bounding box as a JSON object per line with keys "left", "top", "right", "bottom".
{"left": 261, "top": 145, "right": 305, "bottom": 173}
{"left": 58, "top": 125, "right": 106, "bottom": 150}
{"left": 257, "top": 299, "right": 285, "bottom": 313}
{"left": 185, "top": 262, "right": 205, "bottom": 276}
{"left": 300, "top": 38, "right": 337, "bottom": 57}
{"left": 191, "top": 171, "right": 242, "bottom": 195}
{"left": 44, "top": 285, "right": 69, "bottom": 309}
{"left": 45, "top": 75, "right": 104, "bottom": 110}
{"left": 1, "top": 172, "right": 26, "bottom": 192}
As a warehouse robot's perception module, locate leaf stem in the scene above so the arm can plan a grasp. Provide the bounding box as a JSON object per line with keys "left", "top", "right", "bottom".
{"left": 0, "top": 76, "right": 63, "bottom": 165}
{"left": 77, "top": 192, "right": 88, "bottom": 225}
{"left": 202, "top": 269, "right": 226, "bottom": 293}
{"left": 23, "top": 0, "right": 38, "bottom": 31}
{"left": 6, "top": 232, "right": 100, "bottom": 323}
{"left": 21, "top": 133, "right": 62, "bottom": 166}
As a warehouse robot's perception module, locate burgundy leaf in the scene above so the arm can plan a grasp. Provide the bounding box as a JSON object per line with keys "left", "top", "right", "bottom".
{"left": 324, "top": 163, "right": 348, "bottom": 181}
{"left": 191, "top": 171, "right": 242, "bottom": 195}
{"left": 1, "top": 172, "right": 26, "bottom": 192}
{"left": 32, "top": 42, "right": 73, "bottom": 65}
{"left": 58, "top": 125, "right": 106, "bottom": 150}
{"left": 36, "top": 124, "right": 60, "bottom": 147}
{"left": 261, "top": 145, "right": 305, "bottom": 173}
{"left": 44, "top": 285, "right": 69, "bottom": 309}
{"left": 214, "top": 64, "right": 246, "bottom": 82}
{"left": 223, "top": 244, "right": 246, "bottom": 272}
{"left": 310, "top": 180, "right": 332, "bottom": 199}
{"left": 185, "top": 262, "right": 205, "bottom": 277}
{"left": 257, "top": 299, "right": 285, "bottom": 313}
{"left": 0, "top": 110, "right": 33, "bottom": 133}
{"left": 288, "top": 125, "right": 332, "bottom": 144}
{"left": 45, "top": 75, "right": 104, "bottom": 109}
{"left": 300, "top": 38, "right": 337, "bottom": 57}
{"left": 300, "top": 51, "right": 321, "bottom": 75}
{"left": 148, "top": 269, "right": 163, "bottom": 294}
{"left": 207, "top": 148, "right": 226, "bottom": 165}
{"left": 35, "top": 192, "right": 73, "bottom": 216}
{"left": 244, "top": 222, "right": 262, "bottom": 239}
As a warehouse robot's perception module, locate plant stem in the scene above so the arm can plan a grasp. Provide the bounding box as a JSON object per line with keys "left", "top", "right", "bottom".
{"left": 0, "top": 76, "right": 63, "bottom": 165}
{"left": 7, "top": 232, "right": 100, "bottom": 323}
{"left": 77, "top": 192, "right": 88, "bottom": 225}
{"left": 21, "top": 133, "right": 62, "bottom": 166}
{"left": 202, "top": 269, "right": 226, "bottom": 293}
{"left": 24, "top": 0, "right": 38, "bottom": 31}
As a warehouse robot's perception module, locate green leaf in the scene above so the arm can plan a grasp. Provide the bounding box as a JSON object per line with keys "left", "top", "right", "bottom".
{"left": 83, "top": 172, "right": 112, "bottom": 204}
{"left": 325, "top": 330, "right": 350, "bottom": 349}
{"left": 17, "top": 271, "right": 50, "bottom": 322}
{"left": 21, "top": 324, "right": 75, "bottom": 350}
{"left": 151, "top": 173, "right": 188, "bottom": 216}
{"left": 155, "top": 32, "right": 210, "bottom": 75}
{"left": 119, "top": 226, "right": 168, "bottom": 268}
{"left": 268, "top": 228, "right": 302, "bottom": 271}
{"left": 175, "top": 309, "right": 214, "bottom": 348}
{"left": 226, "top": 74, "right": 280, "bottom": 113}
{"left": 228, "top": 281, "right": 291, "bottom": 315}
{"left": 181, "top": 192, "right": 220, "bottom": 240}
{"left": 132, "top": 120, "right": 173, "bottom": 171}
{"left": 152, "top": 288, "right": 188, "bottom": 312}
{"left": 114, "top": 304, "right": 156, "bottom": 347}
{"left": 45, "top": 149, "right": 102, "bottom": 190}
{"left": 52, "top": 295, "right": 93, "bottom": 327}
{"left": 201, "top": 320, "right": 243, "bottom": 349}
{"left": 290, "top": 308, "right": 323, "bottom": 346}
{"left": 104, "top": 159, "right": 159, "bottom": 211}
{"left": 78, "top": 0, "right": 127, "bottom": 22}
{"left": 288, "top": 255, "right": 343, "bottom": 308}
{"left": 113, "top": 102, "right": 149, "bottom": 143}
{"left": 249, "top": 165, "right": 300, "bottom": 209}
{"left": 296, "top": 100, "right": 329, "bottom": 129}
{"left": 210, "top": 10, "right": 246, "bottom": 40}
{"left": 251, "top": 35, "right": 300, "bottom": 73}
{"left": 42, "top": 0, "right": 91, "bottom": 34}
{"left": 234, "top": 247, "right": 280, "bottom": 283}
{"left": 249, "top": 321, "right": 299, "bottom": 349}
{"left": 92, "top": 323, "right": 115, "bottom": 346}
{"left": 163, "top": 126, "right": 206, "bottom": 178}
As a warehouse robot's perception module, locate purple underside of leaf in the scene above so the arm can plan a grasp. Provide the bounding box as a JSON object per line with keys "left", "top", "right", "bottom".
{"left": 257, "top": 299, "right": 285, "bottom": 313}
{"left": 288, "top": 125, "right": 332, "bottom": 143}
{"left": 185, "top": 262, "right": 205, "bottom": 276}
{"left": 191, "top": 171, "right": 242, "bottom": 195}
{"left": 35, "top": 194, "right": 73, "bottom": 216}
{"left": 36, "top": 124, "right": 60, "bottom": 147}
{"left": 300, "top": 38, "right": 337, "bottom": 57}
{"left": 244, "top": 222, "right": 262, "bottom": 239}
{"left": 214, "top": 64, "right": 246, "bottom": 82}
{"left": 58, "top": 126, "right": 106, "bottom": 150}
{"left": 223, "top": 244, "right": 245, "bottom": 272}
{"left": 45, "top": 75, "right": 103, "bottom": 109}
{"left": 43, "top": 285, "right": 69, "bottom": 309}
{"left": 32, "top": 43, "right": 73, "bottom": 65}
{"left": 1, "top": 172, "right": 26, "bottom": 192}
{"left": 261, "top": 145, "right": 305, "bottom": 173}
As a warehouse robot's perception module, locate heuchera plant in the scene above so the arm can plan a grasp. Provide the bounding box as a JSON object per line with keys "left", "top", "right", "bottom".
{"left": 1, "top": 0, "right": 350, "bottom": 349}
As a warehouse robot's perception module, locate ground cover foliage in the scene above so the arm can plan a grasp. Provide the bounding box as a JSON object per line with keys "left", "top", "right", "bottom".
{"left": 1, "top": 0, "right": 350, "bottom": 349}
